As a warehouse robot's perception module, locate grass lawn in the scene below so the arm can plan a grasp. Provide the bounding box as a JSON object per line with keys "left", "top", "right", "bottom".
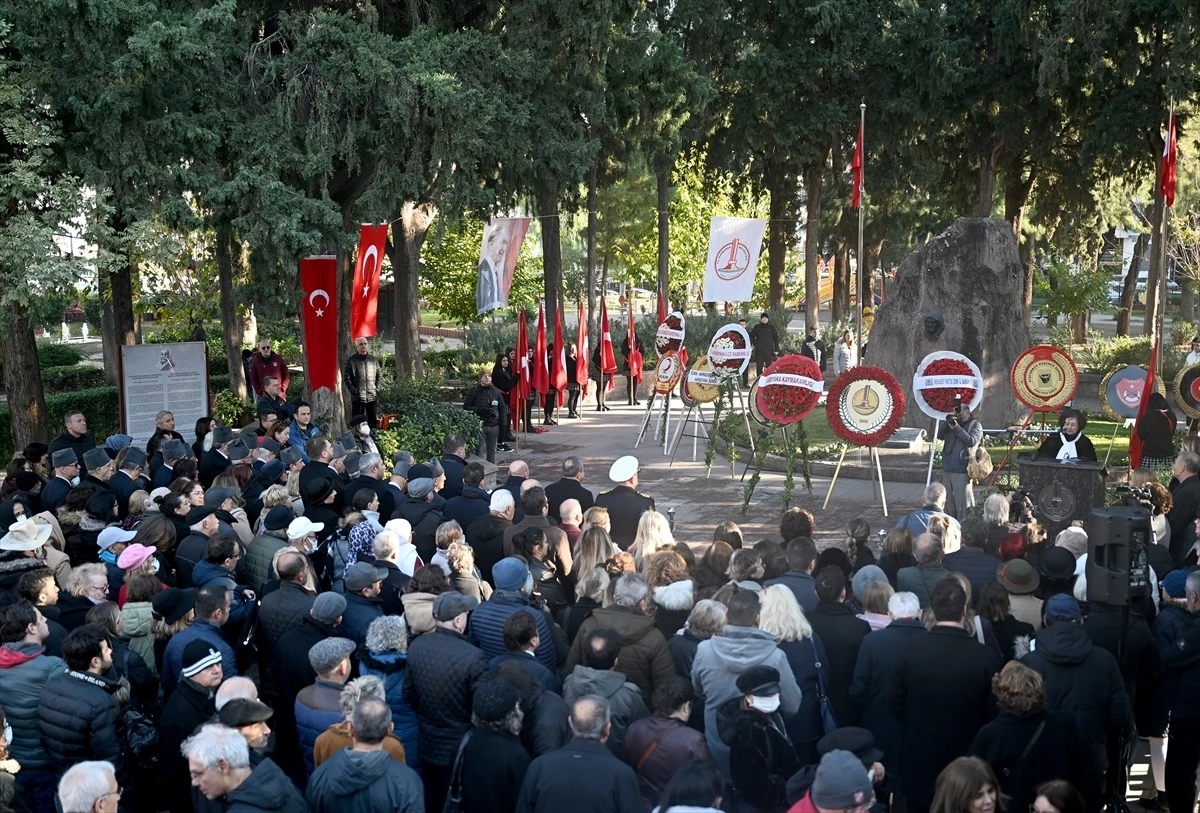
{"left": 420, "top": 310, "right": 452, "bottom": 328}
{"left": 982, "top": 419, "right": 1132, "bottom": 468}
{"left": 717, "top": 409, "right": 843, "bottom": 457}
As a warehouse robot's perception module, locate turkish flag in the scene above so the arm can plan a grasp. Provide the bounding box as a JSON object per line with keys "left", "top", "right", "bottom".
{"left": 351, "top": 224, "right": 387, "bottom": 340}
{"left": 852, "top": 118, "right": 864, "bottom": 210}
{"left": 532, "top": 303, "right": 550, "bottom": 395}
{"left": 657, "top": 291, "right": 667, "bottom": 324}
{"left": 551, "top": 306, "right": 568, "bottom": 391}
{"left": 599, "top": 298, "right": 618, "bottom": 390}
{"left": 511, "top": 311, "right": 529, "bottom": 431}
{"left": 300, "top": 256, "right": 339, "bottom": 391}
{"left": 1161, "top": 107, "right": 1177, "bottom": 208}
{"left": 576, "top": 299, "right": 590, "bottom": 398}
{"left": 627, "top": 295, "right": 643, "bottom": 385}
{"left": 1129, "top": 333, "right": 1160, "bottom": 469}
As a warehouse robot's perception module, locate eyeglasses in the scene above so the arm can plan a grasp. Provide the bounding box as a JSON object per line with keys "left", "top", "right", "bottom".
{"left": 100, "top": 787, "right": 123, "bottom": 801}
{"left": 89, "top": 583, "right": 109, "bottom": 593}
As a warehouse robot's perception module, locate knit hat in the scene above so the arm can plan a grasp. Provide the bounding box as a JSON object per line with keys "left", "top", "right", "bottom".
{"left": 264, "top": 505, "right": 293, "bottom": 532}
{"left": 473, "top": 679, "right": 519, "bottom": 722}
{"left": 811, "top": 749, "right": 874, "bottom": 809}
{"left": 181, "top": 640, "right": 223, "bottom": 678}
{"left": 851, "top": 565, "right": 887, "bottom": 601}
{"left": 82, "top": 448, "right": 110, "bottom": 471}
{"left": 406, "top": 463, "right": 433, "bottom": 482}
{"left": 311, "top": 592, "right": 347, "bottom": 623}
{"left": 219, "top": 699, "right": 273, "bottom": 728}
{"left": 308, "top": 637, "right": 356, "bottom": 675}
{"left": 1163, "top": 569, "right": 1190, "bottom": 599}
{"left": 1044, "top": 593, "right": 1082, "bottom": 623}
{"left": 816, "top": 727, "right": 883, "bottom": 766}
{"left": 152, "top": 587, "right": 196, "bottom": 625}
{"left": 51, "top": 449, "right": 78, "bottom": 468}
{"left": 117, "top": 543, "right": 157, "bottom": 571}
{"left": 407, "top": 478, "right": 435, "bottom": 500}
{"left": 492, "top": 557, "right": 530, "bottom": 592}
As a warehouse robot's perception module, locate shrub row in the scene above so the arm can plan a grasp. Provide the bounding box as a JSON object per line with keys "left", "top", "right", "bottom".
{"left": 0, "top": 387, "right": 121, "bottom": 460}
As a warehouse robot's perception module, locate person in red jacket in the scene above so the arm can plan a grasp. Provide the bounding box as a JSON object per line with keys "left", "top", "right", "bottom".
{"left": 249, "top": 339, "right": 290, "bottom": 401}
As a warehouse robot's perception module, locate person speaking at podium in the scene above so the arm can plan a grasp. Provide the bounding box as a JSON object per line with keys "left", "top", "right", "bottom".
{"left": 1036, "top": 408, "right": 1097, "bottom": 462}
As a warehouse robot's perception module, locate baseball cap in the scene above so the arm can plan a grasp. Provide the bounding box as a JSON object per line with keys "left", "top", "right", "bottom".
{"left": 287, "top": 517, "right": 324, "bottom": 540}
{"left": 344, "top": 562, "right": 387, "bottom": 592}
{"left": 97, "top": 526, "right": 137, "bottom": 551}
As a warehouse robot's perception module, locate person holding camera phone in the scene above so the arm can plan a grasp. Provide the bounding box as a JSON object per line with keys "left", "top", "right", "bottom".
{"left": 939, "top": 399, "right": 983, "bottom": 519}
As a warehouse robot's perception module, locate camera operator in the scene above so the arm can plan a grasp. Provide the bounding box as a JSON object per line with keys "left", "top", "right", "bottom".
{"left": 1036, "top": 407, "right": 1097, "bottom": 462}
{"left": 938, "top": 400, "right": 982, "bottom": 519}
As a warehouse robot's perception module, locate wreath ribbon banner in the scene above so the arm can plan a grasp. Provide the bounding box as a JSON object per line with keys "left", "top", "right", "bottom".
{"left": 914, "top": 375, "right": 983, "bottom": 389}
{"left": 758, "top": 373, "right": 824, "bottom": 393}
{"left": 688, "top": 369, "right": 722, "bottom": 386}
{"left": 658, "top": 327, "right": 684, "bottom": 340}
{"left": 709, "top": 347, "right": 751, "bottom": 362}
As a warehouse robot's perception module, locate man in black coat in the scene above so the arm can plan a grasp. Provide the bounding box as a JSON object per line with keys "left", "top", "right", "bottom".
{"left": 108, "top": 447, "right": 148, "bottom": 519}
{"left": 1168, "top": 452, "right": 1200, "bottom": 560}
{"left": 800, "top": 326, "right": 828, "bottom": 373}
{"left": 1021, "top": 594, "right": 1129, "bottom": 810}
{"left": 159, "top": 639, "right": 222, "bottom": 813}
{"left": 944, "top": 517, "right": 1003, "bottom": 602}
{"left": 495, "top": 460, "right": 528, "bottom": 523}
{"left": 849, "top": 590, "right": 926, "bottom": 781}
{"left": 748, "top": 312, "right": 780, "bottom": 380}
{"left": 344, "top": 337, "right": 382, "bottom": 429}
{"left": 1153, "top": 571, "right": 1200, "bottom": 813}
{"left": 458, "top": 679, "right": 532, "bottom": 813}
{"left": 443, "top": 462, "right": 492, "bottom": 530}
{"left": 515, "top": 694, "right": 642, "bottom": 813}
{"left": 808, "top": 568, "right": 870, "bottom": 727}
{"left": 594, "top": 456, "right": 654, "bottom": 551}
{"left": 403, "top": 591, "right": 489, "bottom": 812}
{"left": 463, "top": 374, "right": 507, "bottom": 463}
{"left": 438, "top": 435, "right": 468, "bottom": 499}
{"left": 544, "top": 456, "right": 595, "bottom": 523}
{"left": 765, "top": 537, "right": 819, "bottom": 614}
{"left": 39, "top": 450, "right": 79, "bottom": 514}
{"left": 299, "top": 436, "right": 347, "bottom": 513}
{"left": 342, "top": 452, "right": 395, "bottom": 520}
{"left": 466, "top": 491, "right": 513, "bottom": 587}
{"left": 394, "top": 478, "right": 443, "bottom": 563}
{"left": 47, "top": 410, "right": 96, "bottom": 470}
{"left": 199, "top": 426, "right": 235, "bottom": 488}
{"left": 890, "top": 577, "right": 1000, "bottom": 813}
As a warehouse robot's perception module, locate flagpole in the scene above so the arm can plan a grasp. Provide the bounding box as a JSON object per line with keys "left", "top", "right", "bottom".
{"left": 855, "top": 101, "right": 866, "bottom": 359}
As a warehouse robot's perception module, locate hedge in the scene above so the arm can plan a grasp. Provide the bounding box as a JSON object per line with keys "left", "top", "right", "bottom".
{"left": 42, "top": 365, "right": 108, "bottom": 394}
{"left": 375, "top": 404, "right": 483, "bottom": 465}
{"left": 0, "top": 386, "right": 121, "bottom": 460}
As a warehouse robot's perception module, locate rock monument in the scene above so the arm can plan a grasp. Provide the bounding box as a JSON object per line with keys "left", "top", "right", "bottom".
{"left": 869, "top": 218, "right": 1030, "bottom": 431}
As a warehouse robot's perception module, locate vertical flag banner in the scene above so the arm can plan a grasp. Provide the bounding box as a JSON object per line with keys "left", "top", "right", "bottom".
{"left": 300, "top": 256, "right": 339, "bottom": 391}
{"left": 627, "top": 294, "right": 643, "bottom": 385}
{"left": 533, "top": 303, "right": 550, "bottom": 395}
{"left": 512, "top": 312, "right": 529, "bottom": 432}
{"left": 477, "top": 218, "right": 532, "bottom": 315}
{"left": 599, "top": 298, "right": 618, "bottom": 391}
{"left": 852, "top": 118, "right": 864, "bottom": 210}
{"left": 703, "top": 217, "right": 767, "bottom": 303}
{"left": 1129, "top": 336, "right": 1160, "bottom": 469}
{"left": 551, "top": 306, "right": 568, "bottom": 392}
{"left": 351, "top": 223, "right": 388, "bottom": 340}
{"left": 576, "top": 299, "right": 590, "bottom": 397}
{"left": 657, "top": 291, "right": 667, "bottom": 324}
{"left": 1161, "top": 106, "right": 1177, "bottom": 208}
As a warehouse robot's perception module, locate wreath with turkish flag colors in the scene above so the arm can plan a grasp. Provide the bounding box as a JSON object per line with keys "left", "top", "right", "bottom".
{"left": 826, "top": 366, "right": 905, "bottom": 447}
{"left": 754, "top": 355, "right": 824, "bottom": 425}
{"left": 912, "top": 352, "right": 984, "bottom": 419}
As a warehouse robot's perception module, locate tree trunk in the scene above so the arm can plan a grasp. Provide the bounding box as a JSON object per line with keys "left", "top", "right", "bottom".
{"left": 216, "top": 221, "right": 248, "bottom": 402}
{"left": 656, "top": 165, "right": 670, "bottom": 308}
{"left": 99, "top": 235, "right": 140, "bottom": 386}
{"left": 388, "top": 200, "right": 434, "bottom": 379}
{"left": 1182, "top": 279, "right": 1194, "bottom": 323}
{"left": 765, "top": 160, "right": 789, "bottom": 309}
{"left": 1004, "top": 163, "right": 1037, "bottom": 327}
{"left": 803, "top": 157, "right": 825, "bottom": 330}
{"left": 1145, "top": 180, "right": 1166, "bottom": 338}
{"left": 1116, "top": 231, "right": 1146, "bottom": 336}
{"left": 977, "top": 134, "right": 1003, "bottom": 218}
{"left": 538, "top": 185, "right": 563, "bottom": 332}
{"left": 2, "top": 310, "right": 48, "bottom": 448}
{"left": 588, "top": 165, "right": 599, "bottom": 338}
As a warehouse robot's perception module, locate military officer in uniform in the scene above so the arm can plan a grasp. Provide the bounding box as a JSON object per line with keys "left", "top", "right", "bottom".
{"left": 594, "top": 455, "right": 654, "bottom": 550}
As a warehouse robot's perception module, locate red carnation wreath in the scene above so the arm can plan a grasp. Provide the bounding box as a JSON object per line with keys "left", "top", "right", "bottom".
{"left": 755, "top": 355, "right": 824, "bottom": 425}
{"left": 826, "top": 366, "right": 905, "bottom": 447}
{"left": 655, "top": 312, "right": 686, "bottom": 355}
{"left": 708, "top": 323, "right": 751, "bottom": 377}
{"left": 912, "top": 352, "right": 983, "bottom": 419}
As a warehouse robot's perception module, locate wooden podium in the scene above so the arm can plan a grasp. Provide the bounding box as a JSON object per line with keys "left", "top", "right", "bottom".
{"left": 1017, "top": 457, "right": 1106, "bottom": 540}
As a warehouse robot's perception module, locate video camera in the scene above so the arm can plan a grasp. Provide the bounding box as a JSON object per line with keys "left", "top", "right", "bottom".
{"left": 945, "top": 394, "right": 964, "bottom": 427}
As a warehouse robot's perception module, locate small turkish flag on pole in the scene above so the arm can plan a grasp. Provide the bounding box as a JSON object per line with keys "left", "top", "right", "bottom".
{"left": 350, "top": 224, "right": 387, "bottom": 340}
{"left": 551, "top": 306, "right": 567, "bottom": 392}
{"left": 576, "top": 299, "right": 590, "bottom": 398}
{"left": 511, "top": 312, "right": 528, "bottom": 433}
{"left": 599, "top": 298, "right": 618, "bottom": 390}
{"left": 532, "top": 303, "right": 550, "bottom": 395}
{"left": 627, "top": 292, "right": 643, "bottom": 385}
{"left": 852, "top": 118, "right": 864, "bottom": 210}
{"left": 1161, "top": 103, "right": 1177, "bottom": 208}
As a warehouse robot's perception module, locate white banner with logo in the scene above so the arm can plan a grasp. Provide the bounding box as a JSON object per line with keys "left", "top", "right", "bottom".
{"left": 703, "top": 217, "right": 767, "bottom": 302}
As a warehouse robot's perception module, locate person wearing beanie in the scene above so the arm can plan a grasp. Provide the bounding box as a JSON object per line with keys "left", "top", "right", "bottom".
{"left": 1018, "top": 593, "right": 1128, "bottom": 809}
{"left": 158, "top": 639, "right": 222, "bottom": 812}
{"left": 717, "top": 664, "right": 800, "bottom": 812}
{"left": 458, "top": 679, "right": 531, "bottom": 813}
{"left": 393, "top": 476, "right": 445, "bottom": 564}
{"left": 749, "top": 311, "right": 780, "bottom": 381}
{"left": 243, "top": 504, "right": 296, "bottom": 593}
{"left": 787, "top": 749, "right": 876, "bottom": 813}
{"left": 296, "top": 637, "right": 357, "bottom": 777}
{"left": 469, "top": 556, "right": 567, "bottom": 671}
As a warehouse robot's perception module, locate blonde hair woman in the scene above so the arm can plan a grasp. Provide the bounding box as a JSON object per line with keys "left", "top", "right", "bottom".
{"left": 632, "top": 510, "right": 674, "bottom": 569}
{"left": 581, "top": 505, "right": 611, "bottom": 535}
{"left": 573, "top": 526, "right": 616, "bottom": 591}
{"left": 758, "top": 584, "right": 828, "bottom": 762}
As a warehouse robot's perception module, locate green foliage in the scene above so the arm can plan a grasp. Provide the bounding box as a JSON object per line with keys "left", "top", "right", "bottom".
{"left": 0, "top": 387, "right": 120, "bottom": 459}
{"left": 36, "top": 343, "right": 85, "bottom": 368}
{"left": 212, "top": 390, "right": 250, "bottom": 428}
{"left": 1075, "top": 335, "right": 1187, "bottom": 381}
{"left": 378, "top": 375, "right": 456, "bottom": 412}
{"left": 1171, "top": 321, "right": 1197, "bottom": 348}
{"left": 41, "top": 365, "right": 107, "bottom": 393}
{"left": 1040, "top": 258, "right": 1112, "bottom": 323}
{"left": 375, "top": 406, "right": 482, "bottom": 464}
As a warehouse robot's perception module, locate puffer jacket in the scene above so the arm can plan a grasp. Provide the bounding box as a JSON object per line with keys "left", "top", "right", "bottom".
{"left": 624, "top": 714, "right": 711, "bottom": 812}
{"left": 563, "top": 666, "right": 650, "bottom": 756}
{"left": 1019, "top": 620, "right": 1129, "bottom": 773}
{"left": 295, "top": 678, "right": 345, "bottom": 778}
{"left": 567, "top": 605, "right": 677, "bottom": 698}
{"left": 37, "top": 668, "right": 123, "bottom": 774}
{"left": 402, "top": 627, "right": 489, "bottom": 767}
{"left": 360, "top": 649, "right": 421, "bottom": 773}
{"left": 120, "top": 601, "right": 157, "bottom": 675}
{"left": 258, "top": 581, "right": 316, "bottom": 668}
{"left": 226, "top": 758, "right": 310, "bottom": 813}
{"left": 306, "top": 746, "right": 423, "bottom": 813}
{"left": 343, "top": 352, "right": 381, "bottom": 403}
{"left": 245, "top": 529, "right": 290, "bottom": 592}
{"left": 0, "top": 643, "right": 65, "bottom": 770}
{"left": 691, "top": 625, "right": 801, "bottom": 779}
{"left": 651, "top": 580, "right": 694, "bottom": 638}
{"left": 469, "top": 590, "right": 563, "bottom": 669}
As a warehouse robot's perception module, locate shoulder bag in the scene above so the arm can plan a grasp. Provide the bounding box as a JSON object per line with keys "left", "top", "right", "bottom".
{"left": 442, "top": 730, "right": 473, "bottom": 813}
{"left": 1001, "top": 719, "right": 1046, "bottom": 778}
{"left": 810, "top": 637, "right": 840, "bottom": 735}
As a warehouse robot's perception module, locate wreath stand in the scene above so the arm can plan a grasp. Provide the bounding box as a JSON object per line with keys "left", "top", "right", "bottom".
{"left": 924, "top": 418, "right": 940, "bottom": 488}
{"left": 652, "top": 390, "right": 675, "bottom": 453}
{"left": 634, "top": 390, "right": 661, "bottom": 448}
{"left": 823, "top": 445, "right": 889, "bottom": 516}
{"left": 669, "top": 402, "right": 711, "bottom": 464}
{"left": 729, "top": 378, "right": 756, "bottom": 456}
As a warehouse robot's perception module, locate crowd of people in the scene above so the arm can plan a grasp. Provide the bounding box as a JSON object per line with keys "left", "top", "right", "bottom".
{"left": 1, "top": 393, "right": 1199, "bottom": 813}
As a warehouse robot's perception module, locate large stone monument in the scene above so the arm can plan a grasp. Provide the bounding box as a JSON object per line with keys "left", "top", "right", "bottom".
{"left": 869, "top": 218, "right": 1030, "bottom": 430}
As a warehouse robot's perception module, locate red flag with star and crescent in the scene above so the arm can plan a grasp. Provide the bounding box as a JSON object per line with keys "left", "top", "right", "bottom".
{"left": 300, "top": 256, "right": 339, "bottom": 391}
{"left": 575, "top": 299, "right": 590, "bottom": 397}
{"left": 351, "top": 224, "right": 387, "bottom": 340}
{"left": 1161, "top": 106, "right": 1178, "bottom": 208}
{"left": 532, "top": 303, "right": 550, "bottom": 395}
{"left": 599, "top": 298, "right": 618, "bottom": 391}
{"left": 511, "top": 311, "right": 529, "bottom": 432}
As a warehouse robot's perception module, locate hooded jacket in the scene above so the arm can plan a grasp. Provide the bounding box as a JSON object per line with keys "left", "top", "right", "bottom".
{"left": 225, "top": 758, "right": 310, "bottom": 813}
{"left": 651, "top": 580, "right": 694, "bottom": 638}
{"left": 567, "top": 605, "right": 677, "bottom": 698}
{"left": 120, "top": 601, "right": 157, "bottom": 675}
{"left": 306, "top": 746, "right": 423, "bottom": 813}
{"left": 1019, "top": 620, "right": 1129, "bottom": 773}
{"left": 0, "top": 642, "right": 65, "bottom": 770}
{"left": 691, "top": 625, "right": 801, "bottom": 779}
{"left": 360, "top": 649, "right": 421, "bottom": 772}
{"left": 563, "top": 666, "right": 649, "bottom": 756}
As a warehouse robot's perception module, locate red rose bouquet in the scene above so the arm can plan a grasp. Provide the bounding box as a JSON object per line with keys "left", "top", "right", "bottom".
{"left": 916, "top": 356, "right": 978, "bottom": 413}
{"left": 755, "top": 355, "right": 823, "bottom": 425}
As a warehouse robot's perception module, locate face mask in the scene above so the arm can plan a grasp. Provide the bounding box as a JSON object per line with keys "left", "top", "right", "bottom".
{"left": 150, "top": 558, "right": 161, "bottom": 575}
{"left": 71, "top": 476, "right": 80, "bottom": 486}
{"left": 748, "top": 694, "right": 781, "bottom": 714}
{"left": 360, "top": 425, "right": 370, "bottom": 436}
{"left": 2, "top": 722, "right": 10, "bottom": 746}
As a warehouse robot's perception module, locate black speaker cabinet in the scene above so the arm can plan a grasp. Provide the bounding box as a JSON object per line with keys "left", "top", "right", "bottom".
{"left": 1085, "top": 507, "right": 1152, "bottom": 605}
